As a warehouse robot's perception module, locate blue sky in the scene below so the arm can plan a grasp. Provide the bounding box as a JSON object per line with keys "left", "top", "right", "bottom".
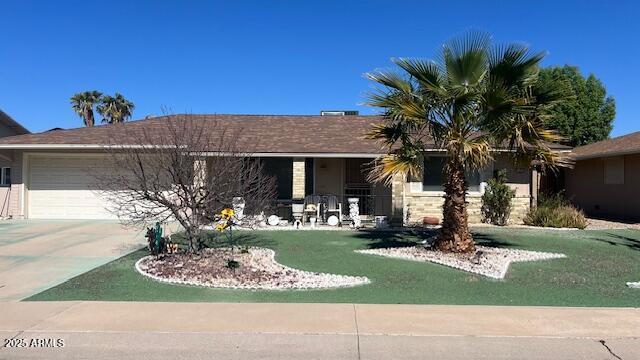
{"left": 1, "top": 1, "right": 638, "bottom": 136}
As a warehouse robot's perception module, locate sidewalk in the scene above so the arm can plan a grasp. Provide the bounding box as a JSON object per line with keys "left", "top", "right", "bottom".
{"left": 1, "top": 302, "right": 639, "bottom": 359}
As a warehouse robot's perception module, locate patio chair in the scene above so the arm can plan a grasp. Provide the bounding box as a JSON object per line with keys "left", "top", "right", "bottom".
{"left": 323, "top": 194, "right": 342, "bottom": 226}
{"left": 303, "top": 195, "right": 322, "bottom": 224}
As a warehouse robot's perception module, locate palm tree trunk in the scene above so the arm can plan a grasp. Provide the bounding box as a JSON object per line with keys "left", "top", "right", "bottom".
{"left": 86, "top": 109, "right": 95, "bottom": 127}
{"left": 435, "top": 158, "right": 475, "bottom": 253}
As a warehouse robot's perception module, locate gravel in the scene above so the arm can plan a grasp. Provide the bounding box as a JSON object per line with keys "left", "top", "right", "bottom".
{"left": 356, "top": 246, "right": 566, "bottom": 279}
{"left": 136, "top": 247, "right": 370, "bottom": 290}
{"left": 585, "top": 218, "right": 640, "bottom": 230}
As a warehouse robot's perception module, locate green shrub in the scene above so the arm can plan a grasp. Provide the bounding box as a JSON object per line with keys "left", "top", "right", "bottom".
{"left": 524, "top": 193, "right": 587, "bottom": 229}
{"left": 481, "top": 169, "right": 516, "bottom": 226}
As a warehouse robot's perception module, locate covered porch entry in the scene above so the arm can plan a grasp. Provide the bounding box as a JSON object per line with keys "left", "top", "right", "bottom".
{"left": 260, "top": 156, "right": 394, "bottom": 224}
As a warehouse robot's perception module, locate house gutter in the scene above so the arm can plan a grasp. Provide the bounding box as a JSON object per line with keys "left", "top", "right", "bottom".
{"left": 572, "top": 149, "right": 640, "bottom": 161}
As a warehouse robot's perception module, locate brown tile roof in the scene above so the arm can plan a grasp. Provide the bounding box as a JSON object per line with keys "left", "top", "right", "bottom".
{"left": 0, "top": 114, "right": 389, "bottom": 154}
{"left": 571, "top": 131, "right": 640, "bottom": 160}
{"left": 0, "top": 113, "right": 571, "bottom": 154}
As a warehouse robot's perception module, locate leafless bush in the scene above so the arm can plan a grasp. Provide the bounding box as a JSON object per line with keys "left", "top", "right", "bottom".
{"left": 92, "top": 114, "right": 277, "bottom": 251}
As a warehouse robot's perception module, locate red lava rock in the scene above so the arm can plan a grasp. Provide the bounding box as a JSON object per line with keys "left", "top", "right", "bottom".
{"left": 423, "top": 216, "right": 440, "bottom": 225}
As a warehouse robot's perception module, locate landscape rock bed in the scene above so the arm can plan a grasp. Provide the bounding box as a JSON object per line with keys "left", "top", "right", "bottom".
{"left": 136, "top": 247, "right": 370, "bottom": 290}
{"left": 356, "top": 246, "right": 566, "bottom": 279}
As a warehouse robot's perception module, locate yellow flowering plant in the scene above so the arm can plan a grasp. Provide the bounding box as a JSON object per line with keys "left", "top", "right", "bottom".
{"left": 216, "top": 207, "right": 239, "bottom": 269}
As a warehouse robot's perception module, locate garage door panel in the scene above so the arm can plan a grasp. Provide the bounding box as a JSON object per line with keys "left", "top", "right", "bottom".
{"left": 29, "top": 156, "right": 119, "bottom": 220}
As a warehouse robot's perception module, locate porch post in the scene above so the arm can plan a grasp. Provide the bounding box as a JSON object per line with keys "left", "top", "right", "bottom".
{"left": 292, "top": 157, "right": 305, "bottom": 200}
{"left": 193, "top": 158, "right": 207, "bottom": 189}
{"left": 390, "top": 171, "right": 405, "bottom": 226}
{"left": 531, "top": 168, "right": 539, "bottom": 209}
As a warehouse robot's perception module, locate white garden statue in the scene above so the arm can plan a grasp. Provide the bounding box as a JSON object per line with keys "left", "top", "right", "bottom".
{"left": 348, "top": 197, "right": 361, "bottom": 228}
{"left": 232, "top": 197, "right": 245, "bottom": 222}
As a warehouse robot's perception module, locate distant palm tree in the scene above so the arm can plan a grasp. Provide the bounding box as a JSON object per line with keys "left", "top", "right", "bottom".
{"left": 70, "top": 91, "right": 102, "bottom": 127}
{"left": 365, "top": 32, "right": 571, "bottom": 253}
{"left": 97, "top": 93, "right": 135, "bottom": 124}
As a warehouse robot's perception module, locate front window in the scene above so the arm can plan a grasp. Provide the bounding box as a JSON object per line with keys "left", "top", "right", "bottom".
{"left": 260, "top": 158, "right": 293, "bottom": 200}
{"left": 422, "top": 157, "right": 481, "bottom": 192}
{"left": 0, "top": 167, "right": 10, "bottom": 186}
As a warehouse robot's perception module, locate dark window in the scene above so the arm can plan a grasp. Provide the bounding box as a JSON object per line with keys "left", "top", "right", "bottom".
{"left": 423, "top": 157, "right": 446, "bottom": 191}
{"left": 305, "top": 158, "right": 314, "bottom": 195}
{"left": 0, "top": 167, "right": 10, "bottom": 186}
{"left": 422, "top": 157, "right": 481, "bottom": 192}
{"left": 261, "top": 158, "right": 293, "bottom": 200}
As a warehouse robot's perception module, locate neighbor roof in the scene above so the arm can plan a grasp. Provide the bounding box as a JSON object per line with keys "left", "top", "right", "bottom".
{"left": 0, "top": 113, "right": 570, "bottom": 155}
{"left": 571, "top": 131, "right": 640, "bottom": 160}
{"left": 0, "top": 109, "right": 30, "bottom": 135}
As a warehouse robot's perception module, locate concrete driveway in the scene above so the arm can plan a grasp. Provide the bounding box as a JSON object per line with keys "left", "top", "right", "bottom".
{"left": 0, "top": 220, "right": 145, "bottom": 301}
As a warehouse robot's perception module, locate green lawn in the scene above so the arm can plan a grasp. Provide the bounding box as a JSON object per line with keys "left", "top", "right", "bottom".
{"left": 26, "top": 228, "right": 640, "bottom": 306}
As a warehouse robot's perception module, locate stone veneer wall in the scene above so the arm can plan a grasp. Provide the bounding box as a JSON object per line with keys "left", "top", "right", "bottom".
{"left": 404, "top": 194, "right": 530, "bottom": 225}
{"left": 292, "top": 157, "right": 305, "bottom": 200}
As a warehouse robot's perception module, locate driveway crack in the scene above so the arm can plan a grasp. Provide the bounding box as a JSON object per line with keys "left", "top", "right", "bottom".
{"left": 599, "top": 339, "right": 623, "bottom": 360}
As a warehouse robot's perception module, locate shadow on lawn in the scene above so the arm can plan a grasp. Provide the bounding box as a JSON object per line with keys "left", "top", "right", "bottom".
{"left": 173, "top": 231, "right": 276, "bottom": 249}
{"left": 471, "top": 231, "right": 517, "bottom": 248}
{"left": 583, "top": 231, "right": 640, "bottom": 252}
{"left": 354, "top": 228, "right": 435, "bottom": 249}
{"left": 354, "top": 228, "right": 518, "bottom": 250}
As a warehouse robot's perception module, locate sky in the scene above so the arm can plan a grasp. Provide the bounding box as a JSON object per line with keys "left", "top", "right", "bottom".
{"left": 1, "top": 0, "right": 638, "bottom": 136}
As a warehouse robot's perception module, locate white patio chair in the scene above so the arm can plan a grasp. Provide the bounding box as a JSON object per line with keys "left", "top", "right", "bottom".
{"left": 324, "top": 195, "right": 342, "bottom": 226}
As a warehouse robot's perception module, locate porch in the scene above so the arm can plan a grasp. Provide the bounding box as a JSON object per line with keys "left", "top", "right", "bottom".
{"left": 260, "top": 157, "right": 395, "bottom": 226}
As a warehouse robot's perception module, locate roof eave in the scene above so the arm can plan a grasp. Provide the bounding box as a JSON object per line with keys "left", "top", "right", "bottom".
{"left": 572, "top": 149, "right": 640, "bottom": 160}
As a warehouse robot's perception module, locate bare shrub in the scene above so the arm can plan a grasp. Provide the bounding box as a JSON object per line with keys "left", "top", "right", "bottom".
{"left": 92, "top": 114, "right": 277, "bottom": 251}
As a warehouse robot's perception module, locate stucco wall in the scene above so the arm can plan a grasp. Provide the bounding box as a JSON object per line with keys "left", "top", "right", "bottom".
{"left": 314, "top": 158, "right": 344, "bottom": 196}
{"left": 565, "top": 154, "right": 640, "bottom": 220}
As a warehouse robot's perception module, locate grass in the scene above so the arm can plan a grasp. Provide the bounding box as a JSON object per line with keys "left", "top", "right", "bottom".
{"left": 25, "top": 228, "right": 640, "bottom": 306}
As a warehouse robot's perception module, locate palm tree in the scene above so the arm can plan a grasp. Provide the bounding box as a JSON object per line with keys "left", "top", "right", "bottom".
{"left": 70, "top": 91, "right": 102, "bottom": 127}
{"left": 97, "top": 93, "right": 135, "bottom": 124}
{"left": 365, "top": 32, "right": 570, "bottom": 253}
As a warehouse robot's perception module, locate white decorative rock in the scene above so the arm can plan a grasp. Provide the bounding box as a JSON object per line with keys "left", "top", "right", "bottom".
{"left": 356, "top": 246, "right": 566, "bottom": 279}
{"left": 267, "top": 215, "right": 280, "bottom": 226}
{"left": 327, "top": 215, "right": 339, "bottom": 226}
{"left": 627, "top": 281, "right": 640, "bottom": 289}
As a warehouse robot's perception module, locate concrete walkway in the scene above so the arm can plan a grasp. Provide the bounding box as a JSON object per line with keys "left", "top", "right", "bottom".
{"left": 0, "top": 220, "right": 144, "bottom": 300}
{"left": 1, "top": 302, "right": 638, "bottom": 359}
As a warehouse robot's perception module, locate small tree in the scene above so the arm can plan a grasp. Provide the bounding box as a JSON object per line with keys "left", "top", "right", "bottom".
{"left": 481, "top": 169, "right": 516, "bottom": 226}
{"left": 538, "top": 65, "right": 615, "bottom": 146}
{"left": 92, "top": 115, "right": 277, "bottom": 251}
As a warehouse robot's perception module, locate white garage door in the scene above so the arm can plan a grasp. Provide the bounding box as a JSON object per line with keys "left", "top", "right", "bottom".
{"left": 28, "top": 156, "right": 118, "bottom": 220}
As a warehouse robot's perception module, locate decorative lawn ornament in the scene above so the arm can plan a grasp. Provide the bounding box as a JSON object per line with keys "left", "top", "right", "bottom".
{"left": 145, "top": 221, "right": 177, "bottom": 255}
{"left": 216, "top": 207, "right": 239, "bottom": 269}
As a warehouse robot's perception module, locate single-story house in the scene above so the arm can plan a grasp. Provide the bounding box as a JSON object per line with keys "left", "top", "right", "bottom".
{"left": 0, "top": 109, "right": 30, "bottom": 217}
{"left": 564, "top": 131, "right": 640, "bottom": 221}
{"left": 0, "top": 113, "right": 562, "bottom": 224}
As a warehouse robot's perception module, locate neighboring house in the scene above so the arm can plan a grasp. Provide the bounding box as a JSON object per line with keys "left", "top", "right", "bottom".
{"left": 0, "top": 109, "right": 30, "bottom": 217}
{"left": 0, "top": 113, "right": 561, "bottom": 223}
{"left": 564, "top": 131, "right": 640, "bottom": 221}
